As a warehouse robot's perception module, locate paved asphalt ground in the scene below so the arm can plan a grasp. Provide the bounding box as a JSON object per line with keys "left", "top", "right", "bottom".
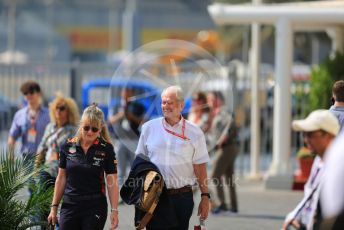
{"left": 104, "top": 180, "right": 303, "bottom": 230}
{"left": 4, "top": 130, "right": 302, "bottom": 230}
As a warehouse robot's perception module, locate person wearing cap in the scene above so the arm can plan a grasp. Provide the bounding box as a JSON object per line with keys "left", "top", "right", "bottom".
{"left": 282, "top": 110, "right": 340, "bottom": 230}
{"left": 330, "top": 80, "right": 344, "bottom": 132}
{"left": 8, "top": 80, "right": 50, "bottom": 157}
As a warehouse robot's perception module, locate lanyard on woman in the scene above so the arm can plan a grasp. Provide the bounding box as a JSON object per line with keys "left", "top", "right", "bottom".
{"left": 162, "top": 118, "right": 190, "bottom": 141}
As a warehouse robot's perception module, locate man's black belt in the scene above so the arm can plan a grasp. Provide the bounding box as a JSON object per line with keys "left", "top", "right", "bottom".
{"left": 167, "top": 185, "right": 192, "bottom": 195}
{"left": 64, "top": 193, "right": 104, "bottom": 202}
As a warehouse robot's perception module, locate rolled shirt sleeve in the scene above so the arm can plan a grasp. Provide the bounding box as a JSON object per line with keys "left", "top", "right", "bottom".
{"left": 9, "top": 111, "right": 24, "bottom": 140}
{"left": 192, "top": 132, "right": 210, "bottom": 164}
{"left": 135, "top": 123, "right": 149, "bottom": 156}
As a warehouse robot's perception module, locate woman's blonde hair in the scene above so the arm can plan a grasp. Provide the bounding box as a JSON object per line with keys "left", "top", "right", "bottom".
{"left": 49, "top": 92, "right": 80, "bottom": 125}
{"left": 76, "top": 103, "right": 112, "bottom": 144}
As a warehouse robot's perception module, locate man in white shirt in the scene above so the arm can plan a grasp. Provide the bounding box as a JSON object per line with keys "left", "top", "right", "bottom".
{"left": 282, "top": 110, "right": 340, "bottom": 230}
{"left": 320, "top": 131, "right": 344, "bottom": 229}
{"left": 136, "top": 85, "right": 210, "bottom": 230}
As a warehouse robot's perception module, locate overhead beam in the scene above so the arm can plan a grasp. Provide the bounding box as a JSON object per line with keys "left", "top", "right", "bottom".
{"left": 208, "top": 4, "right": 344, "bottom": 25}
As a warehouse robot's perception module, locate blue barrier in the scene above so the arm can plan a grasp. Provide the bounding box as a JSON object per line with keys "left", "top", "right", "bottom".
{"left": 82, "top": 78, "right": 191, "bottom": 120}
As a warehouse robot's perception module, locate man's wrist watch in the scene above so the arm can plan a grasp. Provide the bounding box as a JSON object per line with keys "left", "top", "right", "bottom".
{"left": 201, "top": 193, "right": 211, "bottom": 199}
{"left": 111, "top": 208, "right": 118, "bottom": 213}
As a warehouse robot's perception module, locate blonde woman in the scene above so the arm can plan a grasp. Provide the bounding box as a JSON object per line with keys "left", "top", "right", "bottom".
{"left": 48, "top": 104, "right": 119, "bottom": 230}
{"left": 35, "top": 92, "right": 80, "bottom": 184}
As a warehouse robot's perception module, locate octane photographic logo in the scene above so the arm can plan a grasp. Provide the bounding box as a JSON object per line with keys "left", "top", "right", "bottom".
{"left": 108, "top": 39, "right": 234, "bottom": 156}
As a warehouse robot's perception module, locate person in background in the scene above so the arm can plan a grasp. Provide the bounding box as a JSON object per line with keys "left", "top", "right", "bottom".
{"left": 282, "top": 110, "right": 340, "bottom": 230}
{"left": 207, "top": 91, "right": 239, "bottom": 214}
{"left": 8, "top": 80, "right": 50, "bottom": 157}
{"left": 35, "top": 93, "right": 80, "bottom": 186}
{"left": 108, "top": 88, "right": 145, "bottom": 187}
{"left": 187, "top": 91, "right": 211, "bottom": 133}
{"left": 320, "top": 130, "right": 344, "bottom": 229}
{"left": 135, "top": 85, "right": 210, "bottom": 230}
{"left": 48, "top": 104, "right": 119, "bottom": 230}
{"left": 330, "top": 80, "right": 344, "bottom": 131}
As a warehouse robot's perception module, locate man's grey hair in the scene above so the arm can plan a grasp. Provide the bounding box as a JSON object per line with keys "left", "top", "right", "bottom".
{"left": 161, "top": 85, "right": 184, "bottom": 102}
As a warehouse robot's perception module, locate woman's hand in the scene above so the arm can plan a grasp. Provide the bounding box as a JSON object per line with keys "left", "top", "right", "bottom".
{"left": 110, "top": 211, "right": 119, "bottom": 229}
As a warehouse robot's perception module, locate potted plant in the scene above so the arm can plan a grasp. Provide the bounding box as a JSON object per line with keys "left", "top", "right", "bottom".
{"left": 294, "top": 146, "right": 316, "bottom": 183}
{"left": 308, "top": 51, "right": 344, "bottom": 113}
{"left": 0, "top": 152, "right": 53, "bottom": 230}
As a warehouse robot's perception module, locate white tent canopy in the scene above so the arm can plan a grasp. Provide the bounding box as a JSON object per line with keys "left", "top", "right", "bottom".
{"left": 208, "top": 0, "right": 344, "bottom": 189}
{"left": 0, "top": 50, "right": 28, "bottom": 64}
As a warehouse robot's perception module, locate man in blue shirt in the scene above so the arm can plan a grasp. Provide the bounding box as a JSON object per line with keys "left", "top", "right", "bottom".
{"left": 330, "top": 80, "right": 344, "bottom": 132}
{"left": 8, "top": 81, "right": 50, "bottom": 157}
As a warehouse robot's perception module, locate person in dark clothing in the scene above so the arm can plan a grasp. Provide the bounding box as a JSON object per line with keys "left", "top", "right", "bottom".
{"left": 108, "top": 88, "right": 145, "bottom": 187}
{"left": 207, "top": 91, "right": 239, "bottom": 214}
{"left": 120, "top": 154, "right": 178, "bottom": 229}
{"left": 48, "top": 104, "right": 119, "bottom": 230}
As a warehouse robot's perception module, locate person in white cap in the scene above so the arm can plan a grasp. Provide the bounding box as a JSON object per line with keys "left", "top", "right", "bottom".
{"left": 282, "top": 109, "right": 340, "bottom": 230}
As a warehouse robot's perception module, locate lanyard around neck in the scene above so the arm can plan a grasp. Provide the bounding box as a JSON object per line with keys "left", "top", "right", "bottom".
{"left": 28, "top": 109, "right": 39, "bottom": 126}
{"left": 162, "top": 118, "right": 190, "bottom": 140}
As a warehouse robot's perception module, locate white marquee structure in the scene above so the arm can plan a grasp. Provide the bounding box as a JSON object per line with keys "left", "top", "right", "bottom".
{"left": 208, "top": 0, "right": 344, "bottom": 189}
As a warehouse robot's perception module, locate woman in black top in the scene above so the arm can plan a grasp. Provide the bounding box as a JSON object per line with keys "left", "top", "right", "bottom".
{"left": 48, "top": 104, "right": 119, "bottom": 230}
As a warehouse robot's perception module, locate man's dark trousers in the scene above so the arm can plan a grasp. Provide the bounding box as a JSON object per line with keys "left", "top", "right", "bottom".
{"left": 147, "top": 191, "right": 194, "bottom": 230}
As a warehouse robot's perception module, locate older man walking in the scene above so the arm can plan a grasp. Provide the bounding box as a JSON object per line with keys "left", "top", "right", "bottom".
{"left": 135, "top": 85, "right": 210, "bottom": 230}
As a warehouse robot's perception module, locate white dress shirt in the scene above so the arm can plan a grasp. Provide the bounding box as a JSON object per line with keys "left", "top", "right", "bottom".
{"left": 285, "top": 156, "right": 324, "bottom": 230}
{"left": 135, "top": 117, "right": 210, "bottom": 189}
{"left": 321, "top": 131, "right": 344, "bottom": 218}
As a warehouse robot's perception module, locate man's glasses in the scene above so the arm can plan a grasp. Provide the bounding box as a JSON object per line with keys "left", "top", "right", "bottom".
{"left": 23, "top": 90, "right": 35, "bottom": 96}
{"left": 83, "top": 125, "right": 99, "bottom": 133}
{"left": 56, "top": 105, "right": 67, "bottom": 112}
{"left": 303, "top": 130, "right": 324, "bottom": 138}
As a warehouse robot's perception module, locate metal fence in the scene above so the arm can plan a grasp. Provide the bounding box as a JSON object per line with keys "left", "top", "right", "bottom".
{"left": 0, "top": 61, "right": 310, "bottom": 161}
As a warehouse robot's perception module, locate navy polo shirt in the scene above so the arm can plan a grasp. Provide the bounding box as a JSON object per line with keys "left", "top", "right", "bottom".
{"left": 59, "top": 137, "right": 117, "bottom": 197}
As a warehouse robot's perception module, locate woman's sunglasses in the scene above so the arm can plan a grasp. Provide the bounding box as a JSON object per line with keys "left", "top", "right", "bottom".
{"left": 56, "top": 105, "right": 67, "bottom": 112}
{"left": 83, "top": 125, "right": 99, "bottom": 133}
